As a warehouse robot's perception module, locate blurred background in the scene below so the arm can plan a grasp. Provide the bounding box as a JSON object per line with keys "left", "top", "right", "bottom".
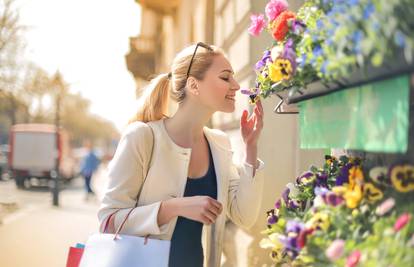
{"left": 0, "top": 0, "right": 325, "bottom": 266}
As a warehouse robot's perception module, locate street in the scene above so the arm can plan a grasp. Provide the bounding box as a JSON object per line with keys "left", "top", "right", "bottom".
{"left": 0, "top": 165, "right": 108, "bottom": 267}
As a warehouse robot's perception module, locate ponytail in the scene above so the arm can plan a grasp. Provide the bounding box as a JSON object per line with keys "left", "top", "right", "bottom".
{"left": 129, "top": 73, "right": 170, "bottom": 124}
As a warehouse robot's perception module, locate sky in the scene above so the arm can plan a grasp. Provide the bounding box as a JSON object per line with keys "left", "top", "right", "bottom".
{"left": 17, "top": 0, "right": 141, "bottom": 132}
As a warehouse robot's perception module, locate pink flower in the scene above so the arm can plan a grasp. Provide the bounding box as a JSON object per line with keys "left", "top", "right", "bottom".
{"left": 248, "top": 14, "right": 266, "bottom": 36}
{"left": 265, "top": 0, "right": 288, "bottom": 21}
{"left": 346, "top": 251, "right": 361, "bottom": 267}
{"left": 326, "top": 239, "right": 345, "bottom": 261}
{"left": 394, "top": 213, "right": 411, "bottom": 232}
{"left": 375, "top": 197, "right": 395, "bottom": 216}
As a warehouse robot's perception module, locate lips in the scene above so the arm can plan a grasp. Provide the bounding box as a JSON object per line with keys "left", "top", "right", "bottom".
{"left": 225, "top": 95, "right": 235, "bottom": 101}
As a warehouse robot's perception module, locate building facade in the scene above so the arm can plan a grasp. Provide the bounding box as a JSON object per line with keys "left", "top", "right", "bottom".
{"left": 126, "top": 0, "right": 324, "bottom": 265}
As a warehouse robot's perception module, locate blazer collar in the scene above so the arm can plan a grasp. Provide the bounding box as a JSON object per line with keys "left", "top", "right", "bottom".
{"left": 203, "top": 127, "right": 233, "bottom": 153}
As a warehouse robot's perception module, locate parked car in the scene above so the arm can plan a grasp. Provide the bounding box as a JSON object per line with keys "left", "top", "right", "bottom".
{"left": 8, "top": 124, "right": 76, "bottom": 188}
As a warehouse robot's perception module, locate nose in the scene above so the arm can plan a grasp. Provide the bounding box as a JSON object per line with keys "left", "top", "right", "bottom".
{"left": 231, "top": 78, "right": 240, "bottom": 91}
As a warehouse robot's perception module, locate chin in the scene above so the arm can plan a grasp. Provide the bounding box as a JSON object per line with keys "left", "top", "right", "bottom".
{"left": 220, "top": 105, "right": 235, "bottom": 113}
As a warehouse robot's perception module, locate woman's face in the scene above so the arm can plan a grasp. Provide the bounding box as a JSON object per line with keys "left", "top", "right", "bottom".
{"left": 191, "top": 54, "right": 240, "bottom": 113}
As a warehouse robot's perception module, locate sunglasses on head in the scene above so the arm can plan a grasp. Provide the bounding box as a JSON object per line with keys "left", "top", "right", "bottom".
{"left": 186, "top": 42, "right": 213, "bottom": 80}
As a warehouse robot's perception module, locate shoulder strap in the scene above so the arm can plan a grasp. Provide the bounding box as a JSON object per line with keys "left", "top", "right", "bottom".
{"left": 112, "top": 123, "right": 155, "bottom": 239}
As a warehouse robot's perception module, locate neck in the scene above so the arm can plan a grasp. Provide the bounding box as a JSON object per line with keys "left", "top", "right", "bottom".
{"left": 164, "top": 100, "right": 213, "bottom": 147}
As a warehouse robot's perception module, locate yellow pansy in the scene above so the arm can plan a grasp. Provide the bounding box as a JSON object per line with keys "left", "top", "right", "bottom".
{"left": 306, "top": 212, "right": 330, "bottom": 231}
{"left": 363, "top": 183, "right": 383, "bottom": 203}
{"left": 344, "top": 185, "right": 363, "bottom": 209}
{"left": 348, "top": 166, "right": 364, "bottom": 189}
{"left": 390, "top": 165, "right": 414, "bottom": 192}
{"left": 259, "top": 233, "right": 284, "bottom": 262}
{"left": 268, "top": 58, "right": 293, "bottom": 82}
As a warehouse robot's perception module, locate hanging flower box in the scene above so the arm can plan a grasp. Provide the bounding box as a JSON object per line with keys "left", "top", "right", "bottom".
{"left": 244, "top": 0, "right": 414, "bottom": 106}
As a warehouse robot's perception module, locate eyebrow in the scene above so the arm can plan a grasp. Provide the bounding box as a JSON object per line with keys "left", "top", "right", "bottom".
{"left": 220, "top": 69, "right": 234, "bottom": 74}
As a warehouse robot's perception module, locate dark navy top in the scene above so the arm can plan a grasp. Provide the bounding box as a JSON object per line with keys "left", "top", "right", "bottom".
{"left": 168, "top": 143, "right": 217, "bottom": 267}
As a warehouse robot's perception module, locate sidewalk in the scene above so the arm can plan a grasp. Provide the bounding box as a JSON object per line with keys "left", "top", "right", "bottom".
{"left": 0, "top": 182, "right": 101, "bottom": 267}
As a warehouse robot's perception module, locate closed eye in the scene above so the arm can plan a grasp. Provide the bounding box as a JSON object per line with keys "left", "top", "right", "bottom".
{"left": 220, "top": 77, "right": 229, "bottom": 81}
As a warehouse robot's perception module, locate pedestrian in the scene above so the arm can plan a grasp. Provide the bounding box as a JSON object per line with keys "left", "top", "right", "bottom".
{"left": 98, "top": 42, "right": 265, "bottom": 267}
{"left": 80, "top": 141, "right": 100, "bottom": 200}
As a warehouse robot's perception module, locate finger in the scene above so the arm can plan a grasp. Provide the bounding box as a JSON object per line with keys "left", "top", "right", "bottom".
{"left": 250, "top": 109, "right": 256, "bottom": 121}
{"left": 254, "top": 107, "right": 261, "bottom": 122}
{"left": 208, "top": 202, "right": 222, "bottom": 216}
{"left": 256, "top": 117, "right": 263, "bottom": 130}
{"left": 208, "top": 205, "right": 220, "bottom": 217}
{"left": 208, "top": 198, "right": 223, "bottom": 213}
{"left": 257, "top": 100, "right": 264, "bottom": 114}
{"left": 254, "top": 105, "right": 259, "bottom": 116}
{"left": 255, "top": 103, "right": 263, "bottom": 117}
{"left": 241, "top": 110, "right": 248, "bottom": 125}
{"left": 200, "top": 214, "right": 212, "bottom": 225}
{"left": 202, "top": 210, "right": 217, "bottom": 224}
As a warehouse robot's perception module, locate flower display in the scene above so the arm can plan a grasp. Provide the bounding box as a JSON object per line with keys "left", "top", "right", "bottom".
{"left": 244, "top": 0, "right": 414, "bottom": 104}
{"left": 252, "top": 1, "right": 414, "bottom": 265}
{"left": 260, "top": 154, "right": 414, "bottom": 266}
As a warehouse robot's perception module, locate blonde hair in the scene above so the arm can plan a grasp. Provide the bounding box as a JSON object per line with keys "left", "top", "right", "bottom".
{"left": 129, "top": 43, "right": 223, "bottom": 123}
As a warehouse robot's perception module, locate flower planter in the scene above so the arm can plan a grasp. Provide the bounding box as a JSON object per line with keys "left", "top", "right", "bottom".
{"left": 247, "top": 0, "right": 414, "bottom": 266}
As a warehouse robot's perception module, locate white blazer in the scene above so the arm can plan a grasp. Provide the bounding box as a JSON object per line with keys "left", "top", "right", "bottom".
{"left": 98, "top": 119, "right": 265, "bottom": 267}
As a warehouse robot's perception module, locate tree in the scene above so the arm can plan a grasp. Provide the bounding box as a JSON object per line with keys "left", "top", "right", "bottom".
{"left": 0, "top": 0, "right": 27, "bottom": 125}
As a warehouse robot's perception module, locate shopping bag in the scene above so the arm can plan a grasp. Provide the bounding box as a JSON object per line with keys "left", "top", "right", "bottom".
{"left": 65, "top": 243, "right": 85, "bottom": 267}
{"left": 78, "top": 233, "right": 170, "bottom": 267}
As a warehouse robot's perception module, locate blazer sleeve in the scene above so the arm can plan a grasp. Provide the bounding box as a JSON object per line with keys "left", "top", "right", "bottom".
{"left": 97, "top": 122, "right": 165, "bottom": 236}
{"left": 225, "top": 138, "right": 265, "bottom": 229}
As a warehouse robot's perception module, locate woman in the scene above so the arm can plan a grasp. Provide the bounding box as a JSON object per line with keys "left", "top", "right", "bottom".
{"left": 98, "top": 42, "right": 265, "bottom": 267}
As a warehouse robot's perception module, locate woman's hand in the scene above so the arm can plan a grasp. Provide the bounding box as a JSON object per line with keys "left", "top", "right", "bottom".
{"left": 158, "top": 196, "right": 223, "bottom": 226}
{"left": 240, "top": 100, "right": 264, "bottom": 147}
{"left": 241, "top": 100, "right": 264, "bottom": 170}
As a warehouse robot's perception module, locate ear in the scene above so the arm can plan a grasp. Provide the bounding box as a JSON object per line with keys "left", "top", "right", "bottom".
{"left": 186, "top": 77, "right": 200, "bottom": 96}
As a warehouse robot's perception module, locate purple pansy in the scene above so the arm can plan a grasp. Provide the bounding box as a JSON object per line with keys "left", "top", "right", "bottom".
{"left": 315, "top": 187, "right": 344, "bottom": 206}
{"left": 286, "top": 220, "right": 305, "bottom": 234}
{"left": 255, "top": 50, "right": 272, "bottom": 70}
{"left": 266, "top": 209, "right": 279, "bottom": 225}
{"left": 268, "top": 214, "right": 278, "bottom": 224}
{"left": 288, "top": 200, "right": 300, "bottom": 209}
{"left": 296, "top": 171, "right": 314, "bottom": 184}
{"left": 282, "top": 187, "right": 290, "bottom": 203}
{"left": 279, "top": 236, "right": 299, "bottom": 259}
{"left": 241, "top": 87, "right": 261, "bottom": 104}
{"left": 282, "top": 39, "right": 297, "bottom": 74}
{"left": 315, "top": 172, "right": 328, "bottom": 187}
{"left": 324, "top": 192, "right": 344, "bottom": 206}
{"left": 336, "top": 163, "right": 352, "bottom": 186}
